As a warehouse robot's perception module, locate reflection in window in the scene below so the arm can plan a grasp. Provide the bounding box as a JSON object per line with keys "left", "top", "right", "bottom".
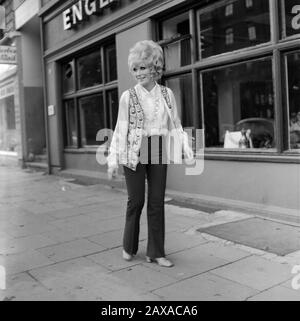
{"left": 225, "top": 4, "right": 234, "bottom": 16}
{"left": 0, "top": 96, "right": 17, "bottom": 151}
{"left": 78, "top": 50, "right": 102, "bottom": 89}
{"left": 79, "top": 95, "right": 104, "bottom": 146}
{"left": 248, "top": 25, "right": 257, "bottom": 40}
{"left": 63, "top": 61, "right": 74, "bottom": 93}
{"left": 198, "top": 0, "right": 270, "bottom": 59}
{"left": 5, "top": 96, "right": 16, "bottom": 130}
{"left": 165, "top": 74, "right": 193, "bottom": 128}
{"left": 160, "top": 12, "right": 191, "bottom": 71}
{"left": 245, "top": 0, "right": 253, "bottom": 8}
{"left": 201, "top": 58, "right": 275, "bottom": 149}
{"left": 287, "top": 52, "right": 300, "bottom": 150}
{"left": 64, "top": 100, "right": 77, "bottom": 147}
{"left": 225, "top": 28, "right": 234, "bottom": 45}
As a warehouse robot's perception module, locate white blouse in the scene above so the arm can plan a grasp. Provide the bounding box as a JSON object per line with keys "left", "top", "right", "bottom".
{"left": 135, "top": 83, "right": 169, "bottom": 137}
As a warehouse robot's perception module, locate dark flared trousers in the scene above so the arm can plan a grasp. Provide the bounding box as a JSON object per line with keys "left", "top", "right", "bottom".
{"left": 123, "top": 135, "right": 168, "bottom": 259}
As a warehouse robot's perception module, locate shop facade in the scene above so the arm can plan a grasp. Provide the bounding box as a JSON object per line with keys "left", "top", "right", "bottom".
{"left": 0, "top": 0, "right": 46, "bottom": 166}
{"left": 0, "top": 67, "right": 20, "bottom": 165}
{"left": 0, "top": 0, "right": 20, "bottom": 165}
{"left": 39, "top": 0, "right": 300, "bottom": 216}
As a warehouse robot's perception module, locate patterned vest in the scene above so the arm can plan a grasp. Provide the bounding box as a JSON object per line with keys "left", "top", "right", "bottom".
{"left": 124, "top": 85, "right": 172, "bottom": 170}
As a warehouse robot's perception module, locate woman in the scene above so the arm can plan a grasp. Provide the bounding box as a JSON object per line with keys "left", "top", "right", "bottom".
{"left": 107, "top": 40, "right": 193, "bottom": 268}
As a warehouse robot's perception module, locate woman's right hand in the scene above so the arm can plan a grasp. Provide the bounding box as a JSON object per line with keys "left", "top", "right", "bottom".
{"left": 107, "top": 166, "right": 118, "bottom": 180}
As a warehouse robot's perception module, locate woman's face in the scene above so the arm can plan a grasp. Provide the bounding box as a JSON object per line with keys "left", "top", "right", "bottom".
{"left": 131, "top": 63, "right": 154, "bottom": 87}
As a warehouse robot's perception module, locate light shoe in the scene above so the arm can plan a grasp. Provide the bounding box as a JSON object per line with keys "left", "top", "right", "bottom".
{"left": 146, "top": 256, "right": 174, "bottom": 268}
{"left": 122, "top": 249, "right": 133, "bottom": 261}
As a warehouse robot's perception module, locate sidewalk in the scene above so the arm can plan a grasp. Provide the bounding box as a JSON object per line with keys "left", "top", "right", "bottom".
{"left": 0, "top": 166, "right": 299, "bottom": 301}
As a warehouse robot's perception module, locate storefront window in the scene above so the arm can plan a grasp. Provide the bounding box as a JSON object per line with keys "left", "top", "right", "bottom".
{"left": 64, "top": 100, "right": 77, "bottom": 147}
{"left": 197, "top": 0, "right": 270, "bottom": 59}
{"left": 201, "top": 58, "right": 275, "bottom": 149}
{"left": 286, "top": 52, "right": 300, "bottom": 150}
{"left": 79, "top": 95, "right": 104, "bottom": 146}
{"left": 77, "top": 50, "right": 102, "bottom": 89}
{"left": 63, "top": 61, "right": 74, "bottom": 93}
{"left": 105, "top": 43, "right": 117, "bottom": 82}
{"left": 165, "top": 74, "right": 193, "bottom": 128}
{"left": 160, "top": 12, "right": 191, "bottom": 71}
{"left": 0, "top": 95, "right": 17, "bottom": 151}
{"left": 281, "top": 0, "right": 300, "bottom": 38}
{"left": 5, "top": 96, "right": 16, "bottom": 130}
{"left": 62, "top": 40, "right": 118, "bottom": 148}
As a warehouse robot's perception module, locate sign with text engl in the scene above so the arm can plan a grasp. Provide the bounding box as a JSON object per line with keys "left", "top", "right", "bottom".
{"left": 63, "top": 0, "right": 117, "bottom": 30}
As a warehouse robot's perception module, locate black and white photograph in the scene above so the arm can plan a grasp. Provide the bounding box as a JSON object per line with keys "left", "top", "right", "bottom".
{"left": 0, "top": 0, "right": 300, "bottom": 310}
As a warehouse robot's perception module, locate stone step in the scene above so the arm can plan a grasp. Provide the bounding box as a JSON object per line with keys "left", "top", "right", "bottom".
{"left": 25, "top": 161, "right": 48, "bottom": 172}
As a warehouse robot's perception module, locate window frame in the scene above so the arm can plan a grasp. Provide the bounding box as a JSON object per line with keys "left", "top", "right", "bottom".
{"left": 61, "top": 39, "right": 118, "bottom": 150}
{"left": 196, "top": 0, "right": 273, "bottom": 61}
{"left": 199, "top": 55, "right": 277, "bottom": 152}
{"left": 155, "top": 0, "right": 300, "bottom": 162}
{"left": 282, "top": 49, "right": 300, "bottom": 153}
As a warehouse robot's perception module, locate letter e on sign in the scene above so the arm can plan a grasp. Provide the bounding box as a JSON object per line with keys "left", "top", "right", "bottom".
{"left": 292, "top": 5, "right": 300, "bottom": 30}
{"left": 63, "top": 8, "right": 72, "bottom": 30}
{"left": 0, "top": 265, "right": 5, "bottom": 290}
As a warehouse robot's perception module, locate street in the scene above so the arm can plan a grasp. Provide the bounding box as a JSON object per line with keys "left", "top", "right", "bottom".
{"left": 0, "top": 166, "right": 299, "bottom": 301}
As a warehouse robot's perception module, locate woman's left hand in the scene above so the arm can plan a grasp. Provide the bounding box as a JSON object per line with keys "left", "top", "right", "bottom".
{"left": 184, "top": 146, "right": 194, "bottom": 160}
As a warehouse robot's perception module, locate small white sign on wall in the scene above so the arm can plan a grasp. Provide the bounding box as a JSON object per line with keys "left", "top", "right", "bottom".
{"left": 48, "top": 105, "right": 55, "bottom": 116}
{"left": 0, "top": 46, "right": 17, "bottom": 65}
{"left": 0, "top": 265, "right": 5, "bottom": 290}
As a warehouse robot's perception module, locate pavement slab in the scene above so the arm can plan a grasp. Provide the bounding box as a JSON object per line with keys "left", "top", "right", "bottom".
{"left": 87, "top": 229, "right": 127, "bottom": 249}
{"left": 211, "top": 255, "right": 292, "bottom": 291}
{"left": 247, "top": 285, "right": 300, "bottom": 301}
{"left": 0, "top": 250, "right": 53, "bottom": 275}
{"left": 28, "top": 257, "right": 159, "bottom": 301}
{"left": 86, "top": 247, "right": 145, "bottom": 271}
{"left": 0, "top": 234, "right": 60, "bottom": 255}
{"left": 141, "top": 243, "right": 249, "bottom": 280}
{"left": 36, "top": 239, "right": 106, "bottom": 263}
{"left": 112, "top": 264, "right": 178, "bottom": 293}
{"left": 139, "top": 230, "right": 208, "bottom": 256}
{"left": 152, "top": 272, "right": 259, "bottom": 301}
{"left": 0, "top": 272, "right": 63, "bottom": 301}
{"left": 4, "top": 220, "right": 58, "bottom": 239}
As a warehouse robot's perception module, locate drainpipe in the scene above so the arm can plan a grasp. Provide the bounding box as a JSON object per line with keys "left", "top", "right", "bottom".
{"left": 39, "top": 17, "right": 51, "bottom": 175}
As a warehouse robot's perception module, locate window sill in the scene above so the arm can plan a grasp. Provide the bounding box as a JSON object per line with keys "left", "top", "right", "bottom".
{"left": 201, "top": 150, "right": 300, "bottom": 164}
{"left": 63, "top": 148, "right": 300, "bottom": 163}
{"left": 64, "top": 146, "right": 106, "bottom": 154}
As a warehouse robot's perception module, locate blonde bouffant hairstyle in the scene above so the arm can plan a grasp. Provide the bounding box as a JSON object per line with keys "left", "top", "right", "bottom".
{"left": 128, "top": 40, "right": 164, "bottom": 80}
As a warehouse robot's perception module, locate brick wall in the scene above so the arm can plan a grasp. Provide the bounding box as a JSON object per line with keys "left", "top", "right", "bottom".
{"left": 0, "top": 0, "right": 15, "bottom": 38}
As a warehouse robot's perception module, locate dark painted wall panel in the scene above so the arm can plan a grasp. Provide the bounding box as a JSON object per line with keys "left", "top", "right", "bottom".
{"left": 24, "top": 86, "right": 46, "bottom": 155}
